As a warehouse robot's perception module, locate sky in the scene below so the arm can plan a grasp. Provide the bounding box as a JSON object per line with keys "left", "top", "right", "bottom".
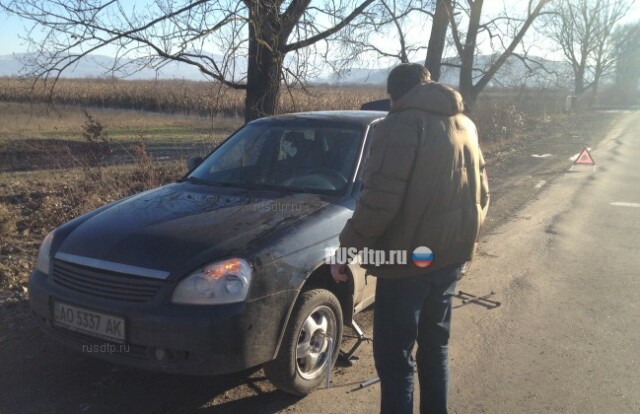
{"left": 0, "top": 1, "right": 638, "bottom": 63}
{"left": 0, "top": 12, "right": 30, "bottom": 55}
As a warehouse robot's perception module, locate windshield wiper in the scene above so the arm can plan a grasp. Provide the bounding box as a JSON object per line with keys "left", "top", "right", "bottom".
{"left": 184, "top": 176, "right": 256, "bottom": 190}
{"left": 181, "top": 176, "right": 217, "bottom": 186}
{"left": 184, "top": 176, "right": 315, "bottom": 194}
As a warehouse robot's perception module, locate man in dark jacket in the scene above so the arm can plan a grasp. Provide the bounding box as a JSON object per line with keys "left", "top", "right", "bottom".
{"left": 331, "top": 63, "right": 489, "bottom": 414}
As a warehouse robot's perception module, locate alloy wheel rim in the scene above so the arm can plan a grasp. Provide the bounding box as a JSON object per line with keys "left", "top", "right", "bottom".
{"left": 295, "top": 305, "right": 337, "bottom": 380}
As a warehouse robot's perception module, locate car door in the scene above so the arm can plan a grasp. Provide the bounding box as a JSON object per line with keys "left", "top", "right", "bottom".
{"left": 348, "top": 121, "right": 381, "bottom": 314}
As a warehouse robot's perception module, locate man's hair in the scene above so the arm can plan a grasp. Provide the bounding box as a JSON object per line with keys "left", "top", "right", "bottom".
{"left": 387, "top": 64, "right": 431, "bottom": 101}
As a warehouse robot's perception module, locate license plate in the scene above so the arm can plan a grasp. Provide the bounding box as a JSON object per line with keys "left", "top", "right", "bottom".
{"left": 53, "top": 301, "right": 126, "bottom": 344}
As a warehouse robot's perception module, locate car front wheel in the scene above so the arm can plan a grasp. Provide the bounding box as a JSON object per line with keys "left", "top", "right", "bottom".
{"left": 265, "top": 288, "right": 343, "bottom": 395}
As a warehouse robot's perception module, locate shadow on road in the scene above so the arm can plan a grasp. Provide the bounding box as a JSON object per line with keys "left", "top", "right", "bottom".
{"left": 0, "top": 301, "right": 302, "bottom": 414}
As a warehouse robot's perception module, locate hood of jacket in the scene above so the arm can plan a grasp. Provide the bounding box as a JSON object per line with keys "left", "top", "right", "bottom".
{"left": 390, "top": 81, "right": 464, "bottom": 116}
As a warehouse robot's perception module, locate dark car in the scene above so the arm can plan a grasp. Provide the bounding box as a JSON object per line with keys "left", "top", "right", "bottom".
{"left": 29, "top": 110, "right": 386, "bottom": 395}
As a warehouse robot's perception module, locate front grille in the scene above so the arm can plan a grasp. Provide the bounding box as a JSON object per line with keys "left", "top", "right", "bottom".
{"left": 52, "top": 260, "right": 164, "bottom": 303}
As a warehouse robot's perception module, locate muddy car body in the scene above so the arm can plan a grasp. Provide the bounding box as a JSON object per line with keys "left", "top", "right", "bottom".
{"left": 29, "top": 111, "right": 386, "bottom": 395}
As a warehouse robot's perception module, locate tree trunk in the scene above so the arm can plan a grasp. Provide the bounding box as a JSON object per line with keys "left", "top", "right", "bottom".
{"left": 574, "top": 66, "right": 585, "bottom": 95}
{"left": 245, "top": 42, "right": 283, "bottom": 122}
{"left": 592, "top": 74, "right": 600, "bottom": 96}
{"left": 457, "top": 0, "right": 483, "bottom": 112}
{"left": 460, "top": 87, "right": 480, "bottom": 113}
{"left": 244, "top": 2, "right": 284, "bottom": 122}
{"left": 425, "top": 0, "right": 450, "bottom": 81}
{"left": 458, "top": 74, "right": 476, "bottom": 109}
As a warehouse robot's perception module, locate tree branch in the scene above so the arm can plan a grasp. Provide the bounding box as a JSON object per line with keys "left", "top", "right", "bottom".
{"left": 285, "top": 0, "right": 375, "bottom": 52}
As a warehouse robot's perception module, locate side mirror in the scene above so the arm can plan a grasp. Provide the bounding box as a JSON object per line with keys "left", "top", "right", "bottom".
{"left": 187, "top": 156, "right": 203, "bottom": 172}
{"left": 360, "top": 98, "right": 390, "bottom": 111}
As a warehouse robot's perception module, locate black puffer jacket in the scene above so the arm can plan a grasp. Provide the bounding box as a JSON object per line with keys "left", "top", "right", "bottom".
{"left": 339, "top": 81, "right": 489, "bottom": 279}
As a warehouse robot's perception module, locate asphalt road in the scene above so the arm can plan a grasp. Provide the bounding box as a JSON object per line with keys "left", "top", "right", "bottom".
{"left": 1, "top": 110, "right": 638, "bottom": 413}
{"left": 447, "top": 110, "right": 640, "bottom": 413}
{"left": 289, "top": 110, "right": 640, "bottom": 413}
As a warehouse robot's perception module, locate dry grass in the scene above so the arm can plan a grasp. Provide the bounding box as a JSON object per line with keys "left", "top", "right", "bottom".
{"left": 0, "top": 101, "right": 241, "bottom": 142}
{"left": 471, "top": 88, "right": 568, "bottom": 144}
{"left": 0, "top": 154, "right": 184, "bottom": 299}
{"left": 0, "top": 101, "right": 239, "bottom": 172}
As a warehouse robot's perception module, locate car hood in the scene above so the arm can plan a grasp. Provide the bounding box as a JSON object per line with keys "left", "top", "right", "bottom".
{"left": 56, "top": 182, "right": 330, "bottom": 277}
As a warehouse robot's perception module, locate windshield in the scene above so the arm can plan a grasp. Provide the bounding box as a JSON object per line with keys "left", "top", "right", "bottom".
{"left": 189, "top": 123, "right": 364, "bottom": 195}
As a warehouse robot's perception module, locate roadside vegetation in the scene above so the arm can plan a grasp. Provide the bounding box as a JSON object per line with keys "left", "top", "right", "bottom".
{"left": 0, "top": 77, "right": 569, "bottom": 141}
{"left": 0, "top": 78, "right": 576, "bottom": 304}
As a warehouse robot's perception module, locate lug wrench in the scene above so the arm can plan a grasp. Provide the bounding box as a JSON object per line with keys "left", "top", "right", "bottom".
{"left": 457, "top": 290, "right": 501, "bottom": 308}
{"left": 359, "top": 376, "right": 380, "bottom": 389}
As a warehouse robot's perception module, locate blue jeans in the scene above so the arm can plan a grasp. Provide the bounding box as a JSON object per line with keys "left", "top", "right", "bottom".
{"left": 373, "top": 264, "right": 462, "bottom": 414}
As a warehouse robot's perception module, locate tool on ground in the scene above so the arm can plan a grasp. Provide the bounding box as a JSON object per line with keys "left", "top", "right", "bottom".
{"left": 359, "top": 376, "right": 381, "bottom": 389}
{"left": 338, "top": 319, "right": 372, "bottom": 365}
{"left": 354, "top": 366, "right": 417, "bottom": 392}
{"left": 325, "top": 336, "right": 334, "bottom": 389}
{"left": 454, "top": 290, "right": 501, "bottom": 309}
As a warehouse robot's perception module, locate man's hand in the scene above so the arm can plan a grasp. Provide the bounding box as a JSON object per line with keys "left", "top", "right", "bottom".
{"left": 330, "top": 263, "right": 348, "bottom": 283}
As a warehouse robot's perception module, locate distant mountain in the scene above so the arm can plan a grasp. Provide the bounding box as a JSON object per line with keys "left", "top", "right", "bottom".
{"left": 0, "top": 52, "right": 573, "bottom": 88}
{"left": 0, "top": 53, "right": 241, "bottom": 81}
{"left": 325, "top": 54, "right": 574, "bottom": 88}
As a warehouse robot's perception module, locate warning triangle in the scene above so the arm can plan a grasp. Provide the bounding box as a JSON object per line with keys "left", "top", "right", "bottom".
{"left": 574, "top": 147, "right": 595, "bottom": 165}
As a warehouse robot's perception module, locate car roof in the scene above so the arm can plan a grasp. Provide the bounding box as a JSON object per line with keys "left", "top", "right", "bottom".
{"left": 251, "top": 110, "right": 387, "bottom": 127}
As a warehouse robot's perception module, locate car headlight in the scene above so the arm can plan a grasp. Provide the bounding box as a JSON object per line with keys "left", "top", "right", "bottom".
{"left": 35, "top": 231, "right": 55, "bottom": 275}
{"left": 171, "top": 258, "right": 252, "bottom": 305}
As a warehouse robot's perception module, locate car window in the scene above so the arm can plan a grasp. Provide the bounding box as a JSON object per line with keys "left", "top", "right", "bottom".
{"left": 189, "top": 123, "right": 364, "bottom": 195}
{"left": 209, "top": 128, "right": 269, "bottom": 173}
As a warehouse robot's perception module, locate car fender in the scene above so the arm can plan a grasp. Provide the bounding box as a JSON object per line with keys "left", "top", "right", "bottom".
{"left": 270, "top": 255, "right": 356, "bottom": 360}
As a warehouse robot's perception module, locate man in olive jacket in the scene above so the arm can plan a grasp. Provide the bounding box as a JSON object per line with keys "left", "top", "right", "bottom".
{"left": 332, "top": 64, "right": 489, "bottom": 414}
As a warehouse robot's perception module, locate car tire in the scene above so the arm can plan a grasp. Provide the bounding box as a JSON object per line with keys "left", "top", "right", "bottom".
{"left": 265, "top": 288, "right": 343, "bottom": 396}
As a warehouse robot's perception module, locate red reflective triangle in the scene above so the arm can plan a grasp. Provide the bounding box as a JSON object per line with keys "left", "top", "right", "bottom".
{"left": 574, "top": 147, "right": 595, "bottom": 165}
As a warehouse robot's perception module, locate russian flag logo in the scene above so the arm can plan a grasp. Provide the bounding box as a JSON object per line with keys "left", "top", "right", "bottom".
{"left": 412, "top": 246, "right": 434, "bottom": 268}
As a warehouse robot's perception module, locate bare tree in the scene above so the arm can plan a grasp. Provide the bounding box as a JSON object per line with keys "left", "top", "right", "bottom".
{"left": 424, "top": 0, "right": 451, "bottom": 81}
{"left": 543, "top": 0, "right": 631, "bottom": 96}
{"left": 612, "top": 21, "right": 640, "bottom": 98}
{"left": 0, "top": 0, "right": 375, "bottom": 122}
{"left": 334, "top": 0, "right": 551, "bottom": 109}
{"left": 332, "top": 0, "right": 433, "bottom": 71}
{"left": 334, "top": 0, "right": 451, "bottom": 81}
{"left": 588, "top": 0, "right": 631, "bottom": 97}
{"left": 445, "top": 0, "right": 553, "bottom": 110}
{"left": 612, "top": 21, "right": 640, "bottom": 105}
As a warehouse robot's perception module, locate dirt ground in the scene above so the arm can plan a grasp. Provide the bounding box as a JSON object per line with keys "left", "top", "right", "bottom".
{"left": 0, "top": 109, "right": 623, "bottom": 414}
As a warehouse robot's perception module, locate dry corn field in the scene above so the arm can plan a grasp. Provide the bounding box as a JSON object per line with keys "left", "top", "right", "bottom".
{"left": 0, "top": 77, "right": 387, "bottom": 117}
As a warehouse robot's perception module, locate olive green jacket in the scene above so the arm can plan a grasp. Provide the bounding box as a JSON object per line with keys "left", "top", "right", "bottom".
{"left": 339, "top": 81, "right": 489, "bottom": 279}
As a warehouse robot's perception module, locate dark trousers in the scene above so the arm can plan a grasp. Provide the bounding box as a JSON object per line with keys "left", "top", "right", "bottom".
{"left": 373, "top": 264, "right": 462, "bottom": 414}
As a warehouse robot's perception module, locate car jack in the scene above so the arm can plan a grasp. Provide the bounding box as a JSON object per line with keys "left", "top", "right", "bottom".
{"left": 338, "top": 319, "right": 372, "bottom": 365}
